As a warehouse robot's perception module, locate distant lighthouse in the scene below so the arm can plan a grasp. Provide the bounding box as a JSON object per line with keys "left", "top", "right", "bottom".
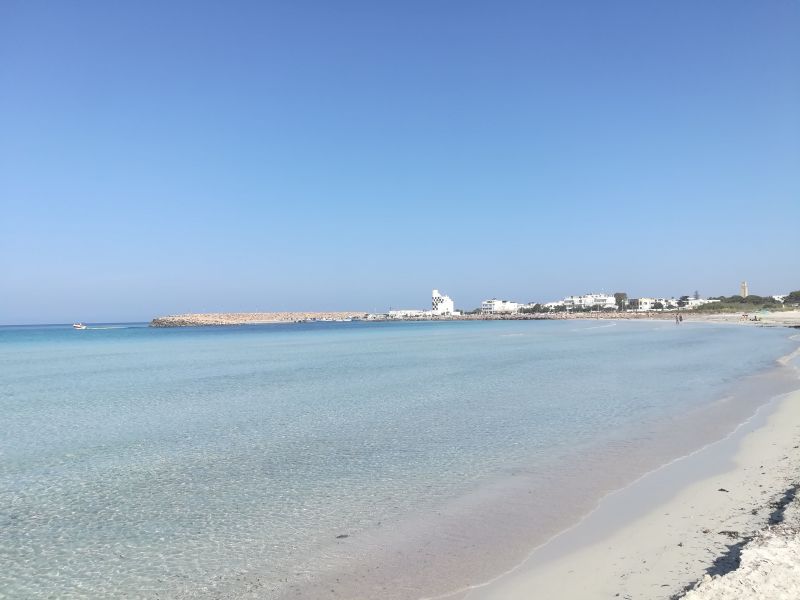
{"left": 740, "top": 281, "right": 749, "bottom": 298}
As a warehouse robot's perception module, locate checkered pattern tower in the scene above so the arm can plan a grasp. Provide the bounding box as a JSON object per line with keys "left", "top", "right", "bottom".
{"left": 431, "top": 290, "right": 455, "bottom": 315}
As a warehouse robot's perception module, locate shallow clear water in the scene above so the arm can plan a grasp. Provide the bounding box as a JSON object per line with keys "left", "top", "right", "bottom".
{"left": 0, "top": 320, "right": 796, "bottom": 598}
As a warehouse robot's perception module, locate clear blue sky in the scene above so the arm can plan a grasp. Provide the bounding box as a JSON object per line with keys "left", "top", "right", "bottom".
{"left": 1, "top": 1, "right": 798, "bottom": 323}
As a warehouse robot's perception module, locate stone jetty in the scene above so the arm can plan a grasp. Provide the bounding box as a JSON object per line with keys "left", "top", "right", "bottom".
{"left": 150, "top": 312, "right": 368, "bottom": 327}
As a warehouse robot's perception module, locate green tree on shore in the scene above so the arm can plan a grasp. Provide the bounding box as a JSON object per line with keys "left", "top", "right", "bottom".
{"left": 519, "top": 304, "right": 543, "bottom": 314}
{"left": 614, "top": 292, "right": 628, "bottom": 310}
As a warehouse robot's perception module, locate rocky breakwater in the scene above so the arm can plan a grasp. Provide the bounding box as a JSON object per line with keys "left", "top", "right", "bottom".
{"left": 150, "top": 312, "right": 368, "bottom": 327}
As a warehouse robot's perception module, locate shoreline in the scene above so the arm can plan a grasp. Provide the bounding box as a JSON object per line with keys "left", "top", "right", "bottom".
{"left": 444, "top": 342, "right": 800, "bottom": 600}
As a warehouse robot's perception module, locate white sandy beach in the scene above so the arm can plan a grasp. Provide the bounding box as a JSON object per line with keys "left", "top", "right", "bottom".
{"left": 682, "top": 512, "right": 800, "bottom": 600}
{"left": 442, "top": 370, "right": 800, "bottom": 599}
{"left": 694, "top": 310, "right": 800, "bottom": 328}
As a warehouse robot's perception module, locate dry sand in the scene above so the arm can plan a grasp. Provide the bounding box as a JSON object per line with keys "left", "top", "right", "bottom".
{"left": 682, "top": 513, "right": 800, "bottom": 600}
{"left": 693, "top": 310, "right": 800, "bottom": 328}
{"left": 440, "top": 370, "right": 800, "bottom": 599}
{"left": 560, "top": 309, "right": 800, "bottom": 328}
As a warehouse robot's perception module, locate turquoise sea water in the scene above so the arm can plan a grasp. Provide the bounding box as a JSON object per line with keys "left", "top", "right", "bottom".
{"left": 1, "top": 320, "right": 797, "bottom": 598}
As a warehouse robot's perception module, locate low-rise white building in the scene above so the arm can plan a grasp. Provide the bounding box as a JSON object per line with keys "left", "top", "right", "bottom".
{"left": 387, "top": 309, "right": 426, "bottom": 319}
{"left": 562, "top": 294, "right": 617, "bottom": 310}
{"left": 481, "top": 298, "right": 522, "bottom": 314}
{"left": 631, "top": 298, "right": 671, "bottom": 311}
{"left": 543, "top": 301, "right": 565, "bottom": 310}
{"left": 629, "top": 297, "right": 717, "bottom": 311}
{"left": 631, "top": 297, "right": 654, "bottom": 311}
{"left": 685, "top": 298, "right": 720, "bottom": 309}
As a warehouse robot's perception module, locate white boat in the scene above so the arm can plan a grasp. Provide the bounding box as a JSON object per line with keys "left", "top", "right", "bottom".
{"left": 72, "top": 323, "right": 87, "bottom": 330}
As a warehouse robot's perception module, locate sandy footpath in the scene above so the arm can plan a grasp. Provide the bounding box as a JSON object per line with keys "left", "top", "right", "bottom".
{"left": 442, "top": 383, "right": 800, "bottom": 599}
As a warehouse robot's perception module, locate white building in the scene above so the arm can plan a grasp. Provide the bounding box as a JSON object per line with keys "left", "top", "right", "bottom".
{"left": 387, "top": 309, "right": 426, "bottom": 319}
{"left": 631, "top": 297, "right": 654, "bottom": 311}
{"left": 543, "top": 301, "right": 565, "bottom": 310}
{"left": 685, "top": 298, "right": 719, "bottom": 309}
{"left": 431, "top": 289, "right": 456, "bottom": 316}
{"left": 388, "top": 289, "right": 458, "bottom": 319}
{"left": 629, "top": 297, "right": 717, "bottom": 311}
{"left": 481, "top": 298, "right": 522, "bottom": 314}
{"left": 562, "top": 294, "right": 617, "bottom": 310}
{"left": 631, "top": 297, "right": 674, "bottom": 311}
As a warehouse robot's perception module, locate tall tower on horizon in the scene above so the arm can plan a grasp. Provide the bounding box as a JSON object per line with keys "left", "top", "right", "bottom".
{"left": 740, "top": 281, "right": 749, "bottom": 298}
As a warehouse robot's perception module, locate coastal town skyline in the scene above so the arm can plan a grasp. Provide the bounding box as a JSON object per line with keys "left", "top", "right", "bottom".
{"left": 387, "top": 282, "right": 795, "bottom": 316}
{"left": 4, "top": 278, "right": 797, "bottom": 326}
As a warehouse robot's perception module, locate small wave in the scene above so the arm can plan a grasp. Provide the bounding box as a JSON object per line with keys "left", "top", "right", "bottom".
{"left": 571, "top": 322, "right": 618, "bottom": 332}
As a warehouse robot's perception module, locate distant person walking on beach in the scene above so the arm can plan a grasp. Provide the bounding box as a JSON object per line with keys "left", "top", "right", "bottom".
{"left": 679, "top": 314, "right": 683, "bottom": 323}
{"left": 675, "top": 314, "right": 679, "bottom": 325}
